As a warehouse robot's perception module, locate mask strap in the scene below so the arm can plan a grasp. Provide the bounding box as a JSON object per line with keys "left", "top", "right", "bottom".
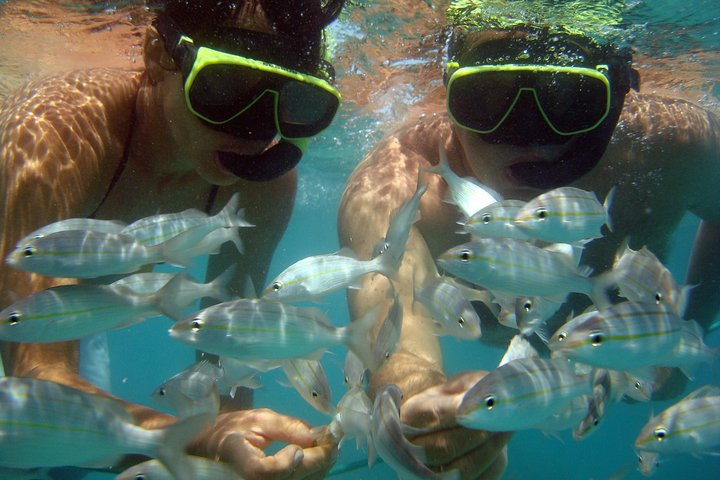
{"left": 217, "top": 138, "right": 308, "bottom": 182}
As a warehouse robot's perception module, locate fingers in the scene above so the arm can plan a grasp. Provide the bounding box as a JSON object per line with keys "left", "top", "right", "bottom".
{"left": 401, "top": 370, "right": 487, "bottom": 429}
{"left": 410, "top": 427, "right": 508, "bottom": 466}
{"left": 243, "top": 408, "right": 316, "bottom": 448}
{"left": 291, "top": 442, "right": 338, "bottom": 480}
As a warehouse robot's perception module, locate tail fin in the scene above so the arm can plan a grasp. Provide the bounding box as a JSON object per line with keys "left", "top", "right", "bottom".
{"left": 207, "top": 264, "right": 237, "bottom": 303}
{"left": 154, "top": 413, "right": 215, "bottom": 480}
{"left": 154, "top": 271, "right": 191, "bottom": 320}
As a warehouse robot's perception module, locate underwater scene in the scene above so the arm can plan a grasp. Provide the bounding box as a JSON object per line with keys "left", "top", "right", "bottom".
{"left": 1, "top": 0, "right": 719, "bottom": 479}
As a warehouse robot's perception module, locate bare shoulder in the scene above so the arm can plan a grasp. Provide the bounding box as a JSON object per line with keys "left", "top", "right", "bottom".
{"left": 0, "top": 69, "right": 142, "bottom": 265}
{"left": 620, "top": 90, "right": 720, "bottom": 147}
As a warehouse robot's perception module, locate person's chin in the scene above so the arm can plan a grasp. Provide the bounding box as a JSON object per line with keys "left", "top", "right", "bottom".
{"left": 195, "top": 152, "right": 242, "bottom": 186}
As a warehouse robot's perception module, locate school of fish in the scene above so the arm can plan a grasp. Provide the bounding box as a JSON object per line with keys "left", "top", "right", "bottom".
{"left": 1, "top": 148, "right": 718, "bottom": 479}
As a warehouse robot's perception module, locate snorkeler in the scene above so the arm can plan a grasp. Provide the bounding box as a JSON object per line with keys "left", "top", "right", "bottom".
{"left": 338, "top": 1, "right": 720, "bottom": 478}
{"left": 0, "top": 0, "right": 346, "bottom": 478}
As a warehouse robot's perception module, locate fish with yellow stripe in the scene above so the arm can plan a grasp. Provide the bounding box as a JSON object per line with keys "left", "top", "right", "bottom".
{"left": 635, "top": 385, "right": 720, "bottom": 457}
{"left": 514, "top": 186, "right": 614, "bottom": 243}
{"left": 0, "top": 376, "right": 211, "bottom": 480}
{"left": 548, "top": 301, "right": 714, "bottom": 372}
{"left": 170, "top": 298, "right": 380, "bottom": 372}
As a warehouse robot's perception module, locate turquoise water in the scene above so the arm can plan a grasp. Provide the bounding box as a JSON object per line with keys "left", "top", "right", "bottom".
{"left": 3, "top": 0, "right": 720, "bottom": 479}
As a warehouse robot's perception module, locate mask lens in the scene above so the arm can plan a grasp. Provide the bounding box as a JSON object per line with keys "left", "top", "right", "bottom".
{"left": 448, "top": 70, "right": 519, "bottom": 132}
{"left": 278, "top": 81, "right": 340, "bottom": 138}
{"left": 188, "top": 64, "right": 266, "bottom": 123}
{"left": 536, "top": 71, "right": 609, "bottom": 133}
{"left": 448, "top": 66, "right": 610, "bottom": 136}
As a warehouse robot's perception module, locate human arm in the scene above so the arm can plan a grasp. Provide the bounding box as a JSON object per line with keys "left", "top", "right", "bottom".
{"left": 338, "top": 132, "right": 509, "bottom": 479}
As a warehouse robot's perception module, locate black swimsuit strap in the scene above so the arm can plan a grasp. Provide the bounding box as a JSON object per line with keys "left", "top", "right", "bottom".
{"left": 88, "top": 103, "right": 136, "bottom": 219}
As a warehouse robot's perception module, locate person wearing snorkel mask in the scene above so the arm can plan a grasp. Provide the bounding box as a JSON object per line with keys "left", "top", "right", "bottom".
{"left": 339, "top": 3, "right": 720, "bottom": 478}
{"left": 0, "top": 1, "right": 344, "bottom": 478}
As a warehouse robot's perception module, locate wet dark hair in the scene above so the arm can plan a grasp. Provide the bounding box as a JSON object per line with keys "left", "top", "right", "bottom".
{"left": 150, "top": 0, "right": 346, "bottom": 71}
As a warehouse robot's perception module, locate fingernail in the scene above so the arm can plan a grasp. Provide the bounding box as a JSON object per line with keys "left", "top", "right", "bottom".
{"left": 293, "top": 448, "right": 304, "bottom": 467}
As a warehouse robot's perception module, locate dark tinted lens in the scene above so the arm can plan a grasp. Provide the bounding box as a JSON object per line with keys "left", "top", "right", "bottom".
{"left": 536, "top": 72, "right": 609, "bottom": 132}
{"left": 277, "top": 81, "right": 339, "bottom": 138}
{"left": 188, "top": 64, "right": 265, "bottom": 122}
{"left": 448, "top": 71, "right": 519, "bottom": 132}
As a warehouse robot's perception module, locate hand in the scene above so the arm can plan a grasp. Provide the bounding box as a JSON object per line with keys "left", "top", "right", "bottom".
{"left": 400, "top": 371, "right": 511, "bottom": 480}
{"left": 188, "top": 408, "right": 338, "bottom": 480}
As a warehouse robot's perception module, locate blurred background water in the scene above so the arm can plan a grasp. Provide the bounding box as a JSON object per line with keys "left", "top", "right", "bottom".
{"left": 1, "top": 0, "right": 719, "bottom": 479}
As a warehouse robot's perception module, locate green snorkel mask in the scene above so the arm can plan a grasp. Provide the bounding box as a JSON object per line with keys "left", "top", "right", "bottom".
{"left": 154, "top": 14, "right": 341, "bottom": 181}
{"left": 443, "top": 0, "right": 639, "bottom": 188}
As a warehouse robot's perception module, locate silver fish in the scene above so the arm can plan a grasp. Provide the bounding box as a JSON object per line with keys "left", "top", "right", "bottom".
{"left": 0, "top": 274, "right": 185, "bottom": 342}
{"left": 413, "top": 276, "right": 483, "bottom": 339}
{"left": 437, "top": 238, "right": 610, "bottom": 308}
{"left": 17, "top": 218, "right": 126, "bottom": 244}
{"left": 343, "top": 350, "right": 367, "bottom": 390}
{"left": 281, "top": 358, "right": 333, "bottom": 415}
{"left": 514, "top": 186, "right": 614, "bottom": 243}
{"left": 170, "top": 298, "right": 379, "bottom": 372}
{"left": 612, "top": 244, "right": 690, "bottom": 317}
{"left": 262, "top": 247, "right": 395, "bottom": 302}
{"left": 217, "top": 357, "right": 279, "bottom": 397}
{"left": 548, "top": 301, "right": 694, "bottom": 371}
{"left": 371, "top": 384, "right": 459, "bottom": 479}
{"left": 426, "top": 143, "right": 501, "bottom": 218}
{"left": 109, "top": 265, "right": 235, "bottom": 311}
{"left": 5, "top": 228, "right": 208, "bottom": 278}
{"left": 635, "top": 385, "right": 720, "bottom": 455}
{"left": 373, "top": 170, "right": 428, "bottom": 269}
{"left": 374, "top": 294, "right": 403, "bottom": 368}
{"left": 0, "top": 376, "right": 210, "bottom": 480}
{"left": 464, "top": 199, "right": 529, "bottom": 240}
{"left": 328, "top": 386, "right": 373, "bottom": 450}
{"left": 116, "top": 456, "right": 242, "bottom": 480}
{"left": 456, "top": 357, "right": 592, "bottom": 431}
{"left": 152, "top": 360, "right": 221, "bottom": 418}
{"left": 120, "top": 192, "right": 252, "bottom": 246}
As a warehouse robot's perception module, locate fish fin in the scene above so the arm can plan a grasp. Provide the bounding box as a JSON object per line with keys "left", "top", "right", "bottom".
{"left": 345, "top": 304, "right": 383, "bottom": 373}
{"left": 603, "top": 186, "right": 617, "bottom": 233}
{"left": 155, "top": 271, "right": 191, "bottom": 321}
{"left": 590, "top": 271, "right": 615, "bottom": 311}
{"left": 676, "top": 283, "right": 696, "bottom": 318}
{"left": 208, "top": 264, "right": 237, "bottom": 302}
{"left": 155, "top": 413, "right": 215, "bottom": 480}
{"left": 499, "top": 334, "right": 538, "bottom": 366}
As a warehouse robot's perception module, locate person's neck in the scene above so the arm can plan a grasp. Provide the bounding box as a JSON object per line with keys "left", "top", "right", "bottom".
{"left": 128, "top": 75, "right": 193, "bottom": 180}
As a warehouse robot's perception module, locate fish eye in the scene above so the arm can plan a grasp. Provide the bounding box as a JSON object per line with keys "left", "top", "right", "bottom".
{"left": 272, "top": 281, "right": 283, "bottom": 292}
{"left": 654, "top": 292, "right": 663, "bottom": 303}
{"left": 158, "top": 387, "right": 166, "bottom": 396}
{"left": 8, "top": 312, "right": 21, "bottom": 325}
{"left": 311, "top": 390, "right": 319, "bottom": 398}
{"left": 134, "top": 474, "right": 146, "bottom": 480}
{"left": 589, "top": 330, "right": 604, "bottom": 346}
{"left": 481, "top": 213, "right": 492, "bottom": 224}
{"left": 556, "top": 332, "right": 567, "bottom": 342}
{"left": 535, "top": 208, "right": 548, "bottom": 220}
{"left": 654, "top": 427, "right": 667, "bottom": 441}
{"left": 191, "top": 319, "right": 204, "bottom": 331}
{"left": 457, "top": 316, "right": 465, "bottom": 327}
{"left": 522, "top": 300, "right": 533, "bottom": 312}
{"left": 484, "top": 395, "right": 495, "bottom": 410}
{"left": 344, "top": 375, "right": 350, "bottom": 385}
{"left": 458, "top": 249, "right": 472, "bottom": 262}
{"left": 23, "top": 246, "right": 36, "bottom": 257}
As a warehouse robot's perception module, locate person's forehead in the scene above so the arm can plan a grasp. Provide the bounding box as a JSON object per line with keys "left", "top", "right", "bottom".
{"left": 452, "top": 28, "right": 602, "bottom": 66}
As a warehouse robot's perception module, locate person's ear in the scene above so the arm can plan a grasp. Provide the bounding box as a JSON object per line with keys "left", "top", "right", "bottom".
{"left": 143, "top": 26, "right": 177, "bottom": 83}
